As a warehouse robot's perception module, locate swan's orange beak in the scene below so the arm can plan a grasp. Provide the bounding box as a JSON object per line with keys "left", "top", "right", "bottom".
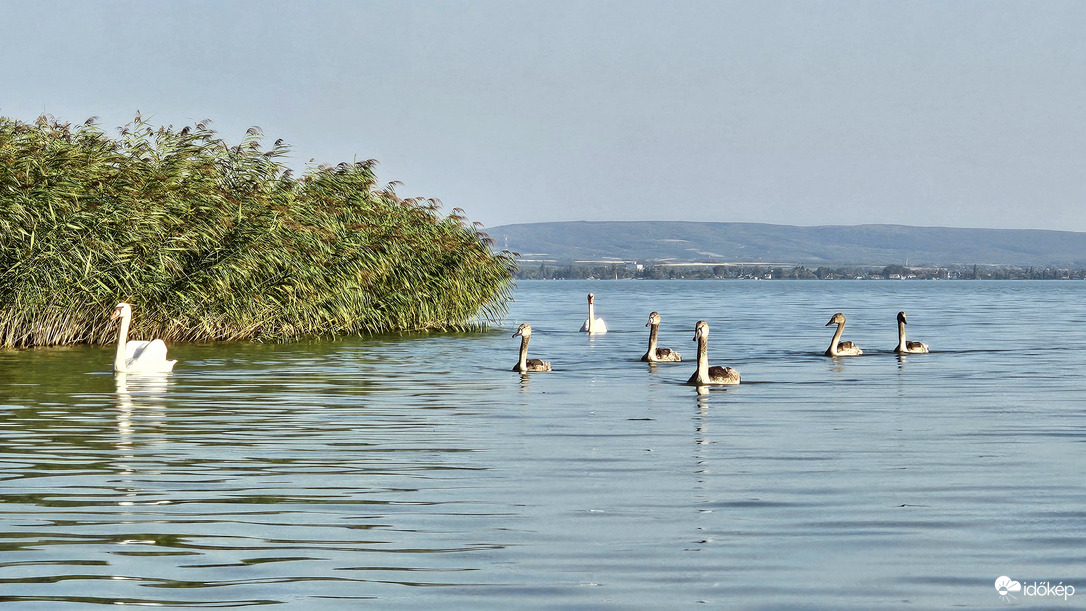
{"left": 110, "top": 307, "right": 122, "bottom": 321}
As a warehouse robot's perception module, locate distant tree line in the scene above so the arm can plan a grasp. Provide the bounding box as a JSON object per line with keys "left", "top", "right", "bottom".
{"left": 515, "top": 262, "right": 1086, "bottom": 281}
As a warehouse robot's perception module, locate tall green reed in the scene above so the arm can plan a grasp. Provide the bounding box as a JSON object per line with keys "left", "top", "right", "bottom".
{"left": 0, "top": 114, "right": 516, "bottom": 348}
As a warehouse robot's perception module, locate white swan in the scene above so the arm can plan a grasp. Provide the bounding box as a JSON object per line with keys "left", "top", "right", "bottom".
{"left": 893, "top": 311, "right": 929, "bottom": 354}
{"left": 579, "top": 293, "right": 607, "bottom": 334}
{"left": 111, "top": 302, "right": 177, "bottom": 373}
{"left": 512, "top": 323, "right": 551, "bottom": 372}
{"left": 642, "top": 311, "right": 681, "bottom": 362}
{"left": 824, "top": 312, "right": 862, "bottom": 356}
{"left": 687, "top": 320, "right": 740, "bottom": 385}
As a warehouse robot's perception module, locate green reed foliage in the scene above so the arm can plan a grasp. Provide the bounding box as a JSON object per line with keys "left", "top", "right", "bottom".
{"left": 0, "top": 114, "right": 516, "bottom": 347}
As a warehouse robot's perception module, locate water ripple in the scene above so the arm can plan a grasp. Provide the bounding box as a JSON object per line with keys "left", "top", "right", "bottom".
{"left": 1, "top": 281, "right": 1085, "bottom": 608}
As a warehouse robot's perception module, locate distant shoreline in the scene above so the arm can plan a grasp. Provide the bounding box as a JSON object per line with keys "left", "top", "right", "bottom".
{"left": 493, "top": 221, "right": 1086, "bottom": 269}
{"left": 514, "top": 261, "right": 1085, "bottom": 281}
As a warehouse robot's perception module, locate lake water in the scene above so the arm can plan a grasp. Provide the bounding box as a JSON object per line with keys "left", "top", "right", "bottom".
{"left": 1, "top": 280, "right": 1084, "bottom": 609}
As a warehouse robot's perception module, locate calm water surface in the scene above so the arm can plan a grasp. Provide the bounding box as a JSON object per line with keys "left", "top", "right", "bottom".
{"left": 1, "top": 280, "right": 1084, "bottom": 609}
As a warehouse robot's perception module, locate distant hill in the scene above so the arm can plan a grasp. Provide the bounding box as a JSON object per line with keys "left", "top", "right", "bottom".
{"left": 488, "top": 221, "right": 1086, "bottom": 267}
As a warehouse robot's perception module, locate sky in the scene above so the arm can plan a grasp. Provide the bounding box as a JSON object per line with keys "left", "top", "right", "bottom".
{"left": 4, "top": 0, "right": 1086, "bottom": 231}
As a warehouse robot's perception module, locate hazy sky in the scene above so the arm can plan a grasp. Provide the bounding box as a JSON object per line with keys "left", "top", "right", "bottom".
{"left": 4, "top": 1, "right": 1085, "bottom": 231}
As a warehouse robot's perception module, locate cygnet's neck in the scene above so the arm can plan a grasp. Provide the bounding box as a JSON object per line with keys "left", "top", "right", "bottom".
{"left": 827, "top": 322, "right": 845, "bottom": 356}
{"left": 695, "top": 335, "right": 710, "bottom": 379}
{"left": 647, "top": 323, "right": 659, "bottom": 350}
{"left": 518, "top": 335, "right": 531, "bottom": 371}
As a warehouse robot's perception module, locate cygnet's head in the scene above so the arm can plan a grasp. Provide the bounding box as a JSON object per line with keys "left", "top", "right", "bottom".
{"left": 692, "top": 320, "right": 709, "bottom": 341}
{"left": 826, "top": 312, "right": 847, "bottom": 326}
{"left": 512, "top": 323, "right": 533, "bottom": 339}
{"left": 646, "top": 311, "right": 661, "bottom": 327}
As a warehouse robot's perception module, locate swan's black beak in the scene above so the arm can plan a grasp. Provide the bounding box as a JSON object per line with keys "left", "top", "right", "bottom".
{"left": 825, "top": 320, "right": 834, "bottom": 327}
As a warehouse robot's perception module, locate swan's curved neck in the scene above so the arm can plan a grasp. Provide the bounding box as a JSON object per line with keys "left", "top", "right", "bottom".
{"left": 114, "top": 314, "right": 130, "bottom": 372}
{"left": 517, "top": 335, "right": 530, "bottom": 371}
{"left": 647, "top": 324, "right": 659, "bottom": 350}
{"left": 827, "top": 322, "right": 845, "bottom": 356}
{"left": 694, "top": 335, "right": 709, "bottom": 382}
{"left": 897, "top": 319, "right": 908, "bottom": 351}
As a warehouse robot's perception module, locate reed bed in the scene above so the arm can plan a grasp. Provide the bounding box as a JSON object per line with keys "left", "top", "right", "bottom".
{"left": 0, "top": 114, "right": 516, "bottom": 348}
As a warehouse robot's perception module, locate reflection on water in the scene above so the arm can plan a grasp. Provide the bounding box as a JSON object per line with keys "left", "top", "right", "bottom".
{"left": 112, "top": 373, "right": 170, "bottom": 512}
{"left": 1, "top": 280, "right": 1085, "bottom": 608}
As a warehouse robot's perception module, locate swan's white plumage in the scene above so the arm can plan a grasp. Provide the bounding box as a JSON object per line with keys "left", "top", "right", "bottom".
{"left": 579, "top": 293, "right": 607, "bottom": 333}
{"left": 125, "top": 339, "right": 169, "bottom": 366}
{"left": 111, "top": 302, "right": 177, "bottom": 373}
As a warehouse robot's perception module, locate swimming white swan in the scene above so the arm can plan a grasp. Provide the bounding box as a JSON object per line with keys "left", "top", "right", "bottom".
{"left": 512, "top": 323, "right": 551, "bottom": 372}
{"left": 111, "top": 302, "right": 177, "bottom": 373}
{"left": 687, "top": 320, "right": 740, "bottom": 385}
{"left": 641, "top": 311, "right": 681, "bottom": 362}
{"left": 579, "top": 293, "right": 607, "bottom": 334}
{"left": 893, "top": 311, "right": 929, "bottom": 354}
{"left": 824, "top": 312, "right": 862, "bottom": 356}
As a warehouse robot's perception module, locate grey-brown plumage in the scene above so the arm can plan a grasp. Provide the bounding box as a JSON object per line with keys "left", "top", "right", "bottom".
{"left": 825, "top": 312, "right": 863, "bottom": 356}
{"left": 512, "top": 323, "right": 551, "bottom": 372}
{"left": 893, "top": 311, "right": 929, "bottom": 354}
{"left": 686, "top": 320, "right": 740, "bottom": 385}
{"left": 642, "top": 311, "right": 682, "bottom": 362}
